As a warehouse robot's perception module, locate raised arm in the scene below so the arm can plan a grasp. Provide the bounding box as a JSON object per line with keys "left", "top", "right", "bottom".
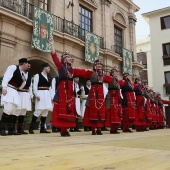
{"left": 49, "top": 39, "right": 62, "bottom": 71}
{"left": 162, "top": 99, "right": 170, "bottom": 105}
{"left": 104, "top": 74, "right": 113, "bottom": 84}
{"left": 118, "top": 80, "right": 126, "bottom": 88}
{"left": 74, "top": 69, "right": 93, "bottom": 78}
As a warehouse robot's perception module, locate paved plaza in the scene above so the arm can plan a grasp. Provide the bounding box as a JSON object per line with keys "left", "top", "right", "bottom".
{"left": 1, "top": 129, "right": 170, "bottom": 170}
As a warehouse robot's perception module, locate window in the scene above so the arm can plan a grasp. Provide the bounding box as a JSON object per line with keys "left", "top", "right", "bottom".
{"left": 79, "top": 6, "right": 92, "bottom": 37}
{"left": 161, "top": 15, "right": 170, "bottom": 30}
{"left": 30, "top": 0, "right": 49, "bottom": 11}
{"left": 114, "top": 26, "right": 123, "bottom": 57}
{"left": 164, "top": 72, "right": 170, "bottom": 94}
{"left": 163, "top": 43, "right": 170, "bottom": 57}
{"left": 163, "top": 43, "right": 170, "bottom": 65}
{"left": 164, "top": 72, "right": 170, "bottom": 84}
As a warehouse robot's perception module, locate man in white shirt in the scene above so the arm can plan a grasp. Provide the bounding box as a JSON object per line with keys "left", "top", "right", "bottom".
{"left": 14, "top": 63, "right": 33, "bottom": 134}
{"left": 29, "top": 63, "right": 53, "bottom": 134}
{"left": 0, "top": 58, "right": 29, "bottom": 136}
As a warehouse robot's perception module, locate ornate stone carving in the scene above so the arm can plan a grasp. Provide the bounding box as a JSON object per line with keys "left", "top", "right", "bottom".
{"left": 80, "top": 0, "right": 98, "bottom": 9}
{"left": 101, "top": 0, "right": 112, "bottom": 7}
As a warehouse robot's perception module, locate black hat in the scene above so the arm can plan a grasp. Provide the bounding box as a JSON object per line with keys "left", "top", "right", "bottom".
{"left": 19, "top": 58, "right": 28, "bottom": 64}
{"left": 86, "top": 78, "right": 91, "bottom": 82}
{"left": 41, "top": 63, "right": 49, "bottom": 68}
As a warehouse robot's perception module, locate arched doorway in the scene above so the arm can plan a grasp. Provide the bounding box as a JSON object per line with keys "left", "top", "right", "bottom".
{"left": 28, "top": 59, "right": 57, "bottom": 77}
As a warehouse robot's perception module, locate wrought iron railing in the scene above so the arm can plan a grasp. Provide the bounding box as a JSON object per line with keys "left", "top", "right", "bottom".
{"left": 111, "top": 45, "right": 123, "bottom": 57}
{"left": 0, "top": 0, "right": 104, "bottom": 49}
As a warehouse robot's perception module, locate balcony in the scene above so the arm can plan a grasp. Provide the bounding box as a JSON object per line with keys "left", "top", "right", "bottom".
{"left": 0, "top": 0, "right": 104, "bottom": 49}
{"left": 111, "top": 45, "right": 123, "bottom": 57}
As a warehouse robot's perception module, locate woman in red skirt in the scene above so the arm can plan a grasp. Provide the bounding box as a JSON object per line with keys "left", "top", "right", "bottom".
{"left": 83, "top": 57, "right": 113, "bottom": 135}
{"left": 119, "top": 73, "right": 136, "bottom": 133}
{"left": 50, "top": 40, "right": 92, "bottom": 137}
{"left": 133, "top": 78, "right": 146, "bottom": 132}
{"left": 105, "top": 67, "right": 122, "bottom": 134}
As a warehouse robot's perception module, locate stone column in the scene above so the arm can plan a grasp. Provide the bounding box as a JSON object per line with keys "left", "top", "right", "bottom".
{"left": 100, "top": 0, "right": 112, "bottom": 49}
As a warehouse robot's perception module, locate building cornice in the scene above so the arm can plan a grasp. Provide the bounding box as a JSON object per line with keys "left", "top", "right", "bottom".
{"left": 122, "top": 0, "right": 140, "bottom": 12}
{"left": 142, "top": 6, "right": 170, "bottom": 23}
{"left": 79, "top": 0, "right": 98, "bottom": 9}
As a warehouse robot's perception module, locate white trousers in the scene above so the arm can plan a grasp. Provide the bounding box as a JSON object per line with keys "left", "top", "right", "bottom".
{"left": 14, "top": 109, "right": 27, "bottom": 116}
{"left": 34, "top": 109, "right": 48, "bottom": 117}
{"left": 3, "top": 102, "right": 17, "bottom": 115}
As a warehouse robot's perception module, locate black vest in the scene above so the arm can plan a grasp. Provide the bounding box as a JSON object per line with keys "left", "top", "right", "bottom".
{"left": 38, "top": 73, "right": 51, "bottom": 87}
{"left": 134, "top": 86, "right": 142, "bottom": 96}
{"left": 84, "top": 85, "right": 90, "bottom": 95}
{"left": 122, "top": 82, "right": 134, "bottom": 93}
{"left": 9, "top": 66, "right": 23, "bottom": 88}
{"left": 24, "top": 74, "right": 32, "bottom": 89}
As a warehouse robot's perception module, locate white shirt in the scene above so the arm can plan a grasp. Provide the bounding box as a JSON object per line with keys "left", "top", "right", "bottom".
{"left": 2, "top": 65, "right": 26, "bottom": 89}
{"left": 33, "top": 72, "right": 52, "bottom": 99}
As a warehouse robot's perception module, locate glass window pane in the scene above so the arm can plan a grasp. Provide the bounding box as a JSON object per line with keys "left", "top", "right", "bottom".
{"left": 89, "top": 12, "right": 91, "bottom": 18}
{"left": 85, "top": 24, "right": 89, "bottom": 30}
{"left": 161, "top": 16, "right": 170, "bottom": 29}
{"left": 81, "top": 16, "right": 84, "bottom": 22}
{"left": 79, "top": 6, "right": 92, "bottom": 31}
{"left": 81, "top": 23, "right": 85, "bottom": 29}
{"left": 165, "top": 72, "right": 170, "bottom": 83}
{"left": 82, "top": 8, "right": 84, "bottom": 15}
{"left": 85, "top": 10, "right": 88, "bottom": 17}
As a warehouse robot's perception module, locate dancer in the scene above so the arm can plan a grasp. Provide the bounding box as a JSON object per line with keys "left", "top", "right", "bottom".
{"left": 29, "top": 63, "right": 53, "bottom": 134}
{"left": 0, "top": 58, "right": 29, "bottom": 136}
{"left": 105, "top": 67, "right": 122, "bottom": 134}
{"left": 119, "top": 73, "right": 136, "bottom": 133}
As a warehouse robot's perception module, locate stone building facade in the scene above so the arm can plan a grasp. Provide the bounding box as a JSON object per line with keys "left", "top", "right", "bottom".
{"left": 0, "top": 0, "right": 143, "bottom": 79}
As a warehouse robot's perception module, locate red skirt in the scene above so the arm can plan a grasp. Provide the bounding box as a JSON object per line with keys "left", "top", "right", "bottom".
{"left": 52, "top": 103, "right": 76, "bottom": 128}
{"left": 134, "top": 96, "right": 146, "bottom": 126}
{"left": 83, "top": 106, "right": 105, "bottom": 128}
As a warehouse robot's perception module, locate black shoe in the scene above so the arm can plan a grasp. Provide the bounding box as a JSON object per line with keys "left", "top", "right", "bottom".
{"left": 60, "top": 132, "right": 70, "bottom": 137}
{"left": 70, "top": 128, "right": 74, "bottom": 132}
{"left": 18, "top": 130, "right": 28, "bottom": 135}
{"left": 110, "top": 130, "right": 120, "bottom": 134}
{"left": 66, "top": 132, "right": 71, "bottom": 136}
{"left": 1, "top": 130, "right": 7, "bottom": 136}
{"left": 101, "top": 127, "right": 109, "bottom": 131}
{"left": 136, "top": 129, "right": 143, "bottom": 132}
{"left": 8, "top": 130, "right": 21, "bottom": 135}
{"left": 123, "top": 130, "right": 128, "bottom": 133}
{"left": 127, "top": 129, "right": 133, "bottom": 133}
{"left": 40, "top": 129, "right": 51, "bottom": 133}
{"left": 92, "top": 131, "right": 97, "bottom": 135}
{"left": 29, "top": 129, "right": 34, "bottom": 134}
{"left": 84, "top": 127, "right": 90, "bottom": 131}
{"left": 96, "top": 131, "right": 103, "bottom": 135}
{"left": 74, "top": 129, "right": 81, "bottom": 132}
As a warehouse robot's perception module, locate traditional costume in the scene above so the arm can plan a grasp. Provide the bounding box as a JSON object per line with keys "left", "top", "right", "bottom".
{"left": 105, "top": 67, "right": 122, "bottom": 134}
{"left": 0, "top": 58, "right": 28, "bottom": 136}
{"left": 51, "top": 51, "right": 92, "bottom": 137}
{"left": 133, "top": 78, "right": 146, "bottom": 132}
{"left": 29, "top": 63, "right": 53, "bottom": 134}
{"left": 119, "top": 73, "right": 136, "bottom": 133}
{"left": 156, "top": 93, "right": 170, "bottom": 129}
{"left": 83, "top": 58, "right": 113, "bottom": 135}
{"left": 14, "top": 67, "right": 33, "bottom": 134}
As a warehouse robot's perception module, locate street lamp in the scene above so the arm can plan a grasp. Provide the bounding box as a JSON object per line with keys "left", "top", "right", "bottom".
{"left": 67, "top": 0, "right": 74, "bottom": 23}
